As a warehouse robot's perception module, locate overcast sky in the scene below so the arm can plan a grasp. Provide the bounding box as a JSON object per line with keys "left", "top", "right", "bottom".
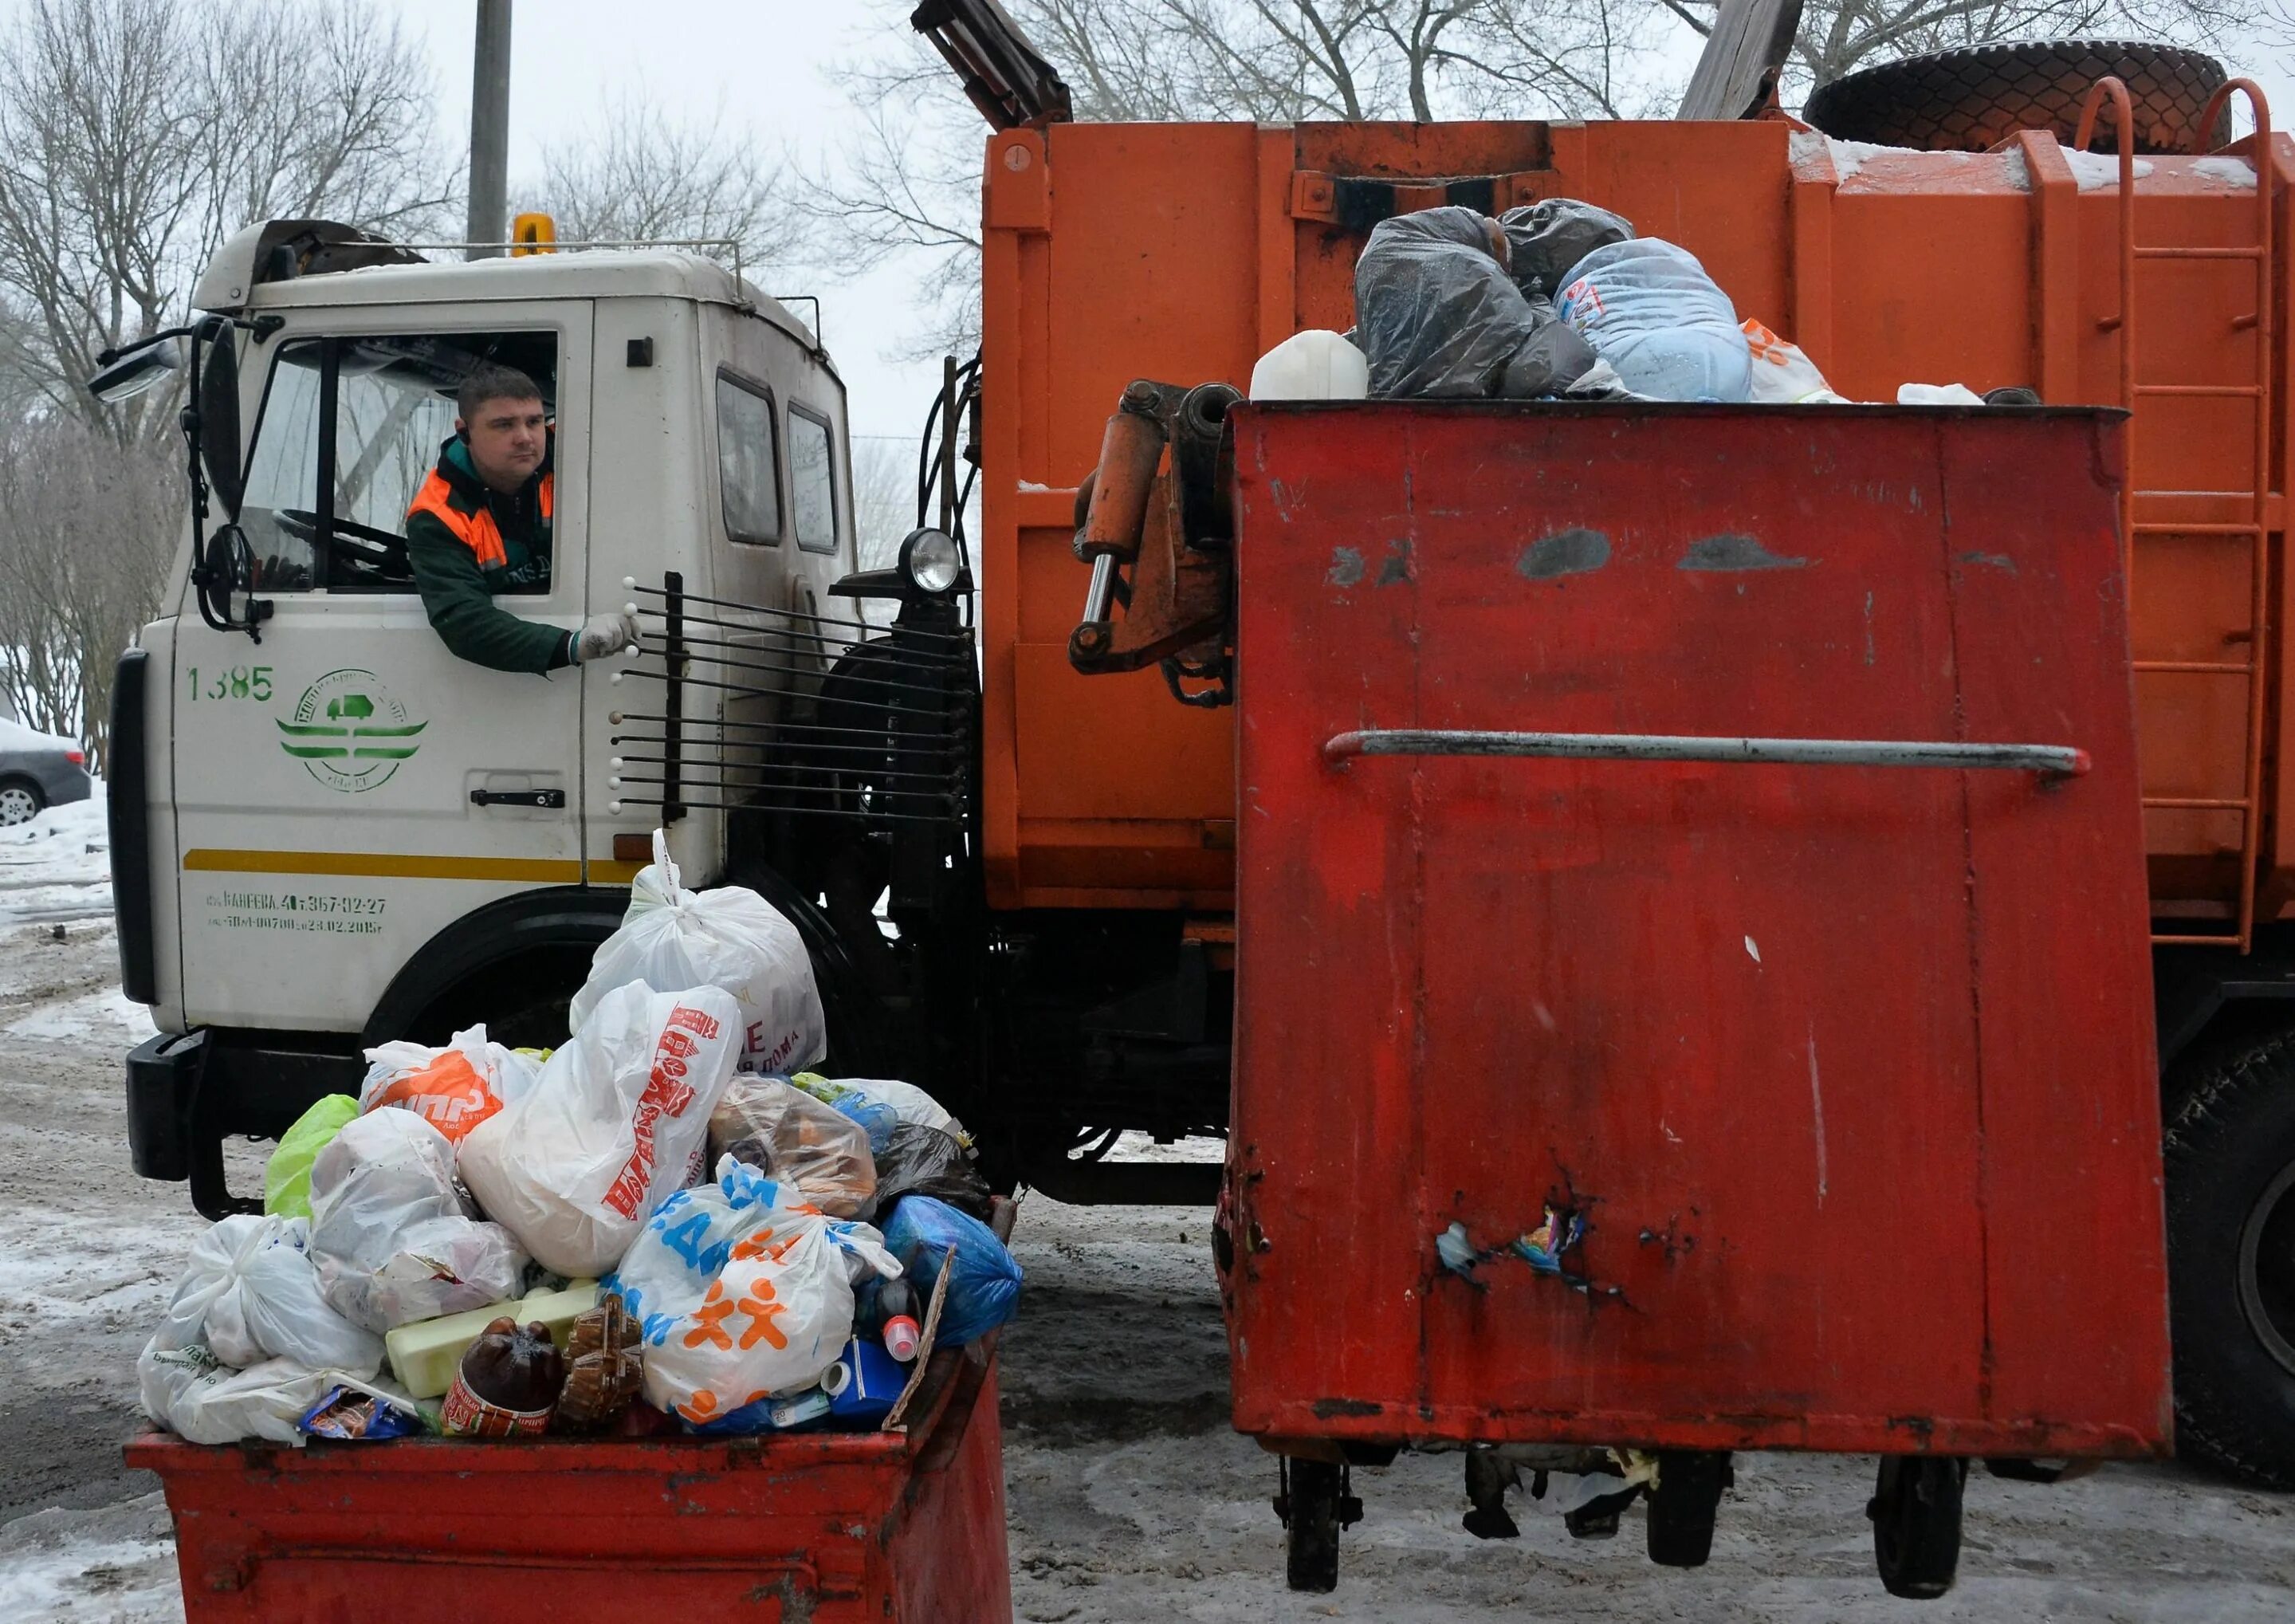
{"left": 383, "top": 0, "right": 946, "bottom": 442}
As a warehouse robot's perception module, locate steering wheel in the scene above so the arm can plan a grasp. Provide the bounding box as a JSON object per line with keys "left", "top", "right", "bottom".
{"left": 277, "top": 509, "right": 414, "bottom": 584}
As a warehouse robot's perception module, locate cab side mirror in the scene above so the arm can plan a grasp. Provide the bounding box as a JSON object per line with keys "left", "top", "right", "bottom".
{"left": 85, "top": 337, "right": 180, "bottom": 404}
{"left": 197, "top": 323, "right": 243, "bottom": 521}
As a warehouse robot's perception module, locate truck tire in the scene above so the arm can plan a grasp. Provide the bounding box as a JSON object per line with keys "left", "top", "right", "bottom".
{"left": 1802, "top": 41, "right": 2228, "bottom": 155}
{"left": 2165, "top": 1024, "right": 2295, "bottom": 1487}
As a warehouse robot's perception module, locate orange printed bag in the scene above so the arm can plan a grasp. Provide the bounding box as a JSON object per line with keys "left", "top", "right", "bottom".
{"left": 359, "top": 1024, "right": 538, "bottom": 1142}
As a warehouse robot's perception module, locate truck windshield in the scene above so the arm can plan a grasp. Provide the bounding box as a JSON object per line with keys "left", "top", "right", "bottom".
{"left": 238, "top": 331, "right": 559, "bottom": 592}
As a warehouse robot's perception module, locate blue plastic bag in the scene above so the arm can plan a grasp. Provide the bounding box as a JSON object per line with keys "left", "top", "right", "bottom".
{"left": 878, "top": 1197, "right": 1020, "bottom": 1347}
{"left": 1554, "top": 238, "right": 1751, "bottom": 403}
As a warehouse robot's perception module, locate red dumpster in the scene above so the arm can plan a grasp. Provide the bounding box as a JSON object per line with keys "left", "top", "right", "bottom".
{"left": 127, "top": 1347, "right": 1012, "bottom": 1621}
{"left": 1220, "top": 402, "right": 2168, "bottom": 1593}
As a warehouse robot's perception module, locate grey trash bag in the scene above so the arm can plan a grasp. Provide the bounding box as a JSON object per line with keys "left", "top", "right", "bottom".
{"left": 1499, "top": 199, "right": 1637, "bottom": 301}
{"left": 1354, "top": 206, "right": 1597, "bottom": 400}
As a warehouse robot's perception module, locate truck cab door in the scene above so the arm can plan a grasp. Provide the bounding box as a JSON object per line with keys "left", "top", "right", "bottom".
{"left": 171, "top": 307, "right": 595, "bottom": 1035}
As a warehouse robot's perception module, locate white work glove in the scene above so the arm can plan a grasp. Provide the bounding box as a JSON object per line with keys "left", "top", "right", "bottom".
{"left": 572, "top": 611, "right": 642, "bottom": 664}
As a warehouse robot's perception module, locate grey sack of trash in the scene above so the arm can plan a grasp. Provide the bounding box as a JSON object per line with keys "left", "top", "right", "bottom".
{"left": 1354, "top": 206, "right": 1599, "bottom": 400}
{"left": 1499, "top": 199, "right": 1637, "bottom": 301}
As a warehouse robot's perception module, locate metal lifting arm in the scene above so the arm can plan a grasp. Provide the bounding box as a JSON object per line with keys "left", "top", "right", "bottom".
{"left": 911, "top": 0, "right": 1074, "bottom": 130}
{"left": 1067, "top": 379, "right": 1240, "bottom": 704}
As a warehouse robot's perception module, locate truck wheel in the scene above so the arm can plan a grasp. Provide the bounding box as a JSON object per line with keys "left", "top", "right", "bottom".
{"left": 1802, "top": 41, "right": 2227, "bottom": 155}
{"left": 1645, "top": 1450, "right": 1728, "bottom": 1567}
{"left": 2165, "top": 1025, "right": 2295, "bottom": 1488}
{"left": 1275, "top": 1457, "right": 1358, "bottom": 1593}
{"left": 1869, "top": 1456, "right": 1964, "bottom": 1599}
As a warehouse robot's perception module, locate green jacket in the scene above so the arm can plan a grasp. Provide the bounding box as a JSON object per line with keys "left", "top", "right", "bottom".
{"left": 404, "top": 435, "right": 574, "bottom": 674}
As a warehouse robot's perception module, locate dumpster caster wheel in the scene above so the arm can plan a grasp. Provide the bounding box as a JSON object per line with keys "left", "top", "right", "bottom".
{"left": 1462, "top": 1446, "right": 1521, "bottom": 1539}
{"left": 1870, "top": 1456, "right": 1966, "bottom": 1599}
{"left": 1276, "top": 1457, "right": 1359, "bottom": 1593}
{"left": 1646, "top": 1450, "right": 1730, "bottom": 1567}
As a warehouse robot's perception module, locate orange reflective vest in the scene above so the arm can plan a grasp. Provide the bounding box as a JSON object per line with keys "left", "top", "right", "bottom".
{"left": 405, "top": 470, "right": 555, "bottom": 570}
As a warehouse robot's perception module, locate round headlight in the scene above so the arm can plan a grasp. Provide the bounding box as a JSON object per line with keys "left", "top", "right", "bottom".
{"left": 900, "top": 527, "right": 962, "bottom": 595}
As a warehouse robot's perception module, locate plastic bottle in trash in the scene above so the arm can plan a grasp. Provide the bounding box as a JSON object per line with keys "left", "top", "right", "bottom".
{"left": 873, "top": 1276, "right": 924, "bottom": 1363}
{"left": 442, "top": 1317, "right": 565, "bottom": 1437}
{"left": 1554, "top": 239, "right": 1751, "bottom": 403}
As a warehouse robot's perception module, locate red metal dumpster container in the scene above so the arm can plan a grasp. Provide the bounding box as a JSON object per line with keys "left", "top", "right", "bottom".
{"left": 1221, "top": 402, "right": 2170, "bottom": 1584}
{"left": 126, "top": 1350, "right": 1012, "bottom": 1622}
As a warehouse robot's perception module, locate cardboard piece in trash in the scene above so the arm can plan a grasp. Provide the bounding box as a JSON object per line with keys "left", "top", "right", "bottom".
{"left": 878, "top": 1253, "right": 954, "bottom": 1433}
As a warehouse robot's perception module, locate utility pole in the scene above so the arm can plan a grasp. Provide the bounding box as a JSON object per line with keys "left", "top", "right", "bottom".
{"left": 466, "top": 0, "right": 512, "bottom": 259}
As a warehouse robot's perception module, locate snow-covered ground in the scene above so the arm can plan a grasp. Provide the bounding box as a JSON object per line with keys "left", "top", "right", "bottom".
{"left": 0, "top": 799, "right": 116, "bottom": 928}
{"left": 0, "top": 818, "right": 2290, "bottom": 1620}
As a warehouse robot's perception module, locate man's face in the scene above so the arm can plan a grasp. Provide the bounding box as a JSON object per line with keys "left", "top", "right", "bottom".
{"left": 460, "top": 394, "right": 546, "bottom": 493}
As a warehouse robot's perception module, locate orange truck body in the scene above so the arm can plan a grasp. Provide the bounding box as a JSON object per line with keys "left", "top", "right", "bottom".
{"left": 977, "top": 113, "right": 2289, "bottom": 938}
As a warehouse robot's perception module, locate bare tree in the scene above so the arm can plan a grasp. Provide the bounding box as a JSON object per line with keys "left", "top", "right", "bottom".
{"left": 0, "top": 0, "right": 449, "bottom": 436}
{"left": 520, "top": 92, "right": 810, "bottom": 276}
{"left": 0, "top": 411, "right": 179, "bottom": 772}
{"left": 800, "top": 0, "right": 1694, "bottom": 357}
{"left": 1656, "top": 0, "right": 2248, "bottom": 91}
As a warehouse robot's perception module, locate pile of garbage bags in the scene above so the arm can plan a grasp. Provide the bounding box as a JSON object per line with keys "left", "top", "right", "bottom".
{"left": 139, "top": 830, "right": 1020, "bottom": 1449}
{"left": 1252, "top": 196, "right": 2001, "bottom": 409}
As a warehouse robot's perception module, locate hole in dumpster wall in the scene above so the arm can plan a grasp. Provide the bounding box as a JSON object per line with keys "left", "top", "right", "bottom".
{"left": 1519, "top": 527, "right": 1611, "bottom": 581}
{"left": 1679, "top": 533, "right": 1809, "bottom": 572}
{"left": 1327, "top": 546, "right": 1366, "bottom": 588}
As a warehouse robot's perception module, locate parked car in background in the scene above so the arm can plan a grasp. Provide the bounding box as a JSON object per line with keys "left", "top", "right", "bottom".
{"left": 0, "top": 718, "right": 91, "bottom": 825}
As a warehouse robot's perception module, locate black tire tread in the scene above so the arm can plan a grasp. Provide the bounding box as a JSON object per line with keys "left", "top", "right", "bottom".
{"left": 2163, "top": 1024, "right": 2295, "bottom": 1489}
{"left": 1804, "top": 40, "right": 2228, "bottom": 155}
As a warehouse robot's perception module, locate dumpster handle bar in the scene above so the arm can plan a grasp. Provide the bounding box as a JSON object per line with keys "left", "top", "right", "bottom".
{"left": 1323, "top": 729, "right": 2090, "bottom": 776}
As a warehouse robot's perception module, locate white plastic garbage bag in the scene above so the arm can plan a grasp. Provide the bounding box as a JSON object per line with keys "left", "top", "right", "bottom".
{"left": 308, "top": 1108, "right": 527, "bottom": 1332}
{"left": 1897, "top": 381, "right": 1986, "bottom": 405}
{"left": 360, "top": 1023, "right": 540, "bottom": 1143}
{"left": 1742, "top": 320, "right": 1849, "bottom": 404}
{"left": 151, "top": 1213, "right": 383, "bottom": 1377}
{"left": 792, "top": 1074, "right": 973, "bottom": 1150}
{"left": 603, "top": 1156, "right": 901, "bottom": 1428}
{"left": 460, "top": 981, "right": 743, "bottom": 1277}
{"left": 1556, "top": 239, "right": 1751, "bottom": 403}
{"left": 137, "top": 1341, "right": 419, "bottom": 1447}
{"left": 569, "top": 832, "right": 825, "bottom": 1072}
{"left": 1248, "top": 330, "right": 1369, "bottom": 400}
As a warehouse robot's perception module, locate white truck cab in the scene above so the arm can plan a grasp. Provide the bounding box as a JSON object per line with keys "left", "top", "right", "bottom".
{"left": 109, "top": 220, "right": 979, "bottom": 1215}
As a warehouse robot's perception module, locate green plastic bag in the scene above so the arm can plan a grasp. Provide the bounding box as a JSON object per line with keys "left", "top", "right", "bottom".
{"left": 265, "top": 1095, "right": 361, "bottom": 1219}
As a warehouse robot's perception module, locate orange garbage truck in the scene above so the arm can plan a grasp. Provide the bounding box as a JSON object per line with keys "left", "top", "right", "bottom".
{"left": 910, "top": 2, "right": 2295, "bottom": 1505}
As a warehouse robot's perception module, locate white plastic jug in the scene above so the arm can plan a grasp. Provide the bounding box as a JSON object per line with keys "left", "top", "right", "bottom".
{"left": 1250, "top": 329, "right": 1370, "bottom": 400}
{"left": 1555, "top": 240, "right": 1751, "bottom": 403}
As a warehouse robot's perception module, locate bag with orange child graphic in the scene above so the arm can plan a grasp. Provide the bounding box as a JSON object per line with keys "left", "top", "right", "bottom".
{"left": 359, "top": 1024, "right": 540, "bottom": 1143}
{"left": 601, "top": 1154, "right": 901, "bottom": 1431}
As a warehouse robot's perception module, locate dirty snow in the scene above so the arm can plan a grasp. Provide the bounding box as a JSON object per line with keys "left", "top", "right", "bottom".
{"left": 0, "top": 797, "right": 114, "bottom": 927}
{"left": 2193, "top": 155, "right": 2259, "bottom": 188}
{"left": 2059, "top": 148, "right": 2158, "bottom": 191}
{"left": 0, "top": 899, "right": 2292, "bottom": 1617}
{"left": 1788, "top": 129, "right": 2182, "bottom": 195}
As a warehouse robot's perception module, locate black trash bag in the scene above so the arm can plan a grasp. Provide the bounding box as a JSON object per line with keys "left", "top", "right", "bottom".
{"left": 1354, "top": 206, "right": 1598, "bottom": 400}
{"left": 1499, "top": 199, "right": 1637, "bottom": 301}
{"left": 869, "top": 1124, "right": 995, "bottom": 1222}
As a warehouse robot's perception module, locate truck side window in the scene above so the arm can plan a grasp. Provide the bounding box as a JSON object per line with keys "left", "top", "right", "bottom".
{"left": 237, "top": 341, "right": 325, "bottom": 591}
{"left": 789, "top": 404, "right": 838, "bottom": 553}
{"left": 233, "top": 331, "right": 560, "bottom": 592}
{"left": 330, "top": 332, "right": 559, "bottom": 594}
{"left": 717, "top": 372, "right": 781, "bottom": 544}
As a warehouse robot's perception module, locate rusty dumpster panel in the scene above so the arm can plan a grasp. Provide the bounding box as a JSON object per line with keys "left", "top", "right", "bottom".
{"left": 125, "top": 1357, "right": 1012, "bottom": 1622}
{"left": 1224, "top": 402, "right": 2170, "bottom": 1457}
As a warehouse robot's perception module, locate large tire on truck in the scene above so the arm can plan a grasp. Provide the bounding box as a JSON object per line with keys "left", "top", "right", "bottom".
{"left": 2164, "top": 1020, "right": 2295, "bottom": 1488}
{"left": 1802, "top": 41, "right": 2228, "bottom": 155}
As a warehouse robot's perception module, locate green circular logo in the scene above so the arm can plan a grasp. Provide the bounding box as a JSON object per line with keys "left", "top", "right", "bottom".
{"left": 276, "top": 668, "right": 426, "bottom": 792}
